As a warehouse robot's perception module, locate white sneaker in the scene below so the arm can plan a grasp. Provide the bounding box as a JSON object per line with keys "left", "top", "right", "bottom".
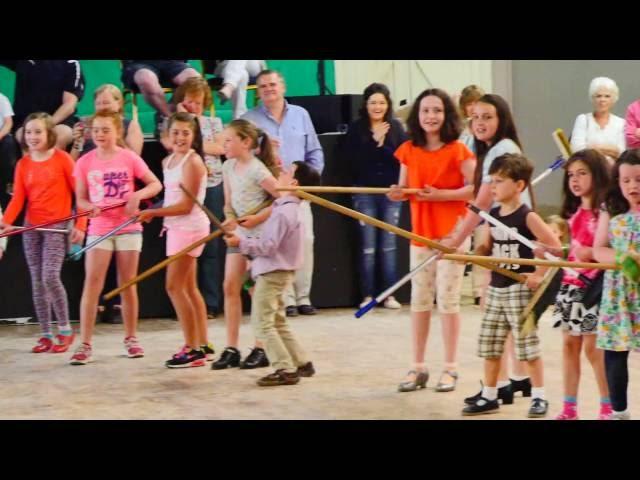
{"left": 611, "top": 410, "right": 631, "bottom": 420}
{"left": 384, "top": 296, "right": 402, "bottom": 309}
{"left": 359, "top": 296, "right": 373, "bottom": 308}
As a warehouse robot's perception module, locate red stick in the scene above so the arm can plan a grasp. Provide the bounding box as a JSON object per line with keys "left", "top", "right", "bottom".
{"left": 0, "top": 201, "right": 129, "bottom": 239}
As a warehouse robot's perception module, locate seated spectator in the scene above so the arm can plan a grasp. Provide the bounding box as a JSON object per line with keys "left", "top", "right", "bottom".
{"left": 120, "top": 60, "right": 200, "bottom": 131}
{"left": 71, "top": 84, "right": 143, "bottom": 160}
{"left": 214, "top": 60, "right": 267, "bottom": 119}
{"left": 1, "top": 60, "right": 85, "bottom": 150}
{"left": 570, "top": 77, "right": 625, "bottom": 166}
{"left": 343, "top": 82, "right": 408, "bottom": 309}
{"left": 0, "top": 90, "right": 17, "bottom": 207}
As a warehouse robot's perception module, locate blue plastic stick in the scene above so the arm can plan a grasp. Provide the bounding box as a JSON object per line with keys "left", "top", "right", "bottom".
{"left": 67, "top": 216, "right": 138, "bottom": 260}
{"left": 531, "top": 156, "right": 565, "bottom": 186}
{"left": 66, "top": 200, "right": 162, "bottom": 261}
{"left": 355, "top": 253, "right": 438, "bottom": 318}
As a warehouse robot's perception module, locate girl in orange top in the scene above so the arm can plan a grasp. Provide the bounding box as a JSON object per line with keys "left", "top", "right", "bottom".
{"left": 0, "top": 112, "right": 87, "bottom": 353}
{"left": 388, "top": 88, "right": 476, "bottom": 393}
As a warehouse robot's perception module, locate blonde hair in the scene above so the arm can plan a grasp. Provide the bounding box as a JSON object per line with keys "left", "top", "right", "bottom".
{"left": 94, "top": 84, "right": 124, "bottom": 114}
{"left": 546, "top": 215, "right": 570, "bottom": 244}
{"left": 459, "top": 84, "right": 485, "bottom": 119}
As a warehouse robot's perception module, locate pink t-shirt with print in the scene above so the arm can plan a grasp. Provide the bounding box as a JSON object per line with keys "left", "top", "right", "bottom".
{"left": 74, "top": 147, "right": 151, "bottom": 236}
{"left": 564, "top": 207, "right": 600, "bottom": 288}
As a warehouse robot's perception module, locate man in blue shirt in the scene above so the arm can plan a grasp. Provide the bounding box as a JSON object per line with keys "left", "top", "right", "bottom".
{"left": 242, "top": 70, "right": 324, "bottom": 317}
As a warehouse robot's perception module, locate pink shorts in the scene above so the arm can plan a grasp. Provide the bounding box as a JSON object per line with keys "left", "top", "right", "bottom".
{"left": 166, "top": 227, "right": 210, "bottom": 258}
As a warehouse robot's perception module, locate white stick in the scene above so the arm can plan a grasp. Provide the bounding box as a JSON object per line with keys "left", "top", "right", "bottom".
{"left": 355, "top": 253, "right": 438, "bottom": 318}
{"left": 468, "top": 204, "right": 581, "bottom": 277}
{"left": 531, "top": 156, "right": 565, "bottom": 186}
{"left": 35, "top": 228, "right": 70, "bottom": 233}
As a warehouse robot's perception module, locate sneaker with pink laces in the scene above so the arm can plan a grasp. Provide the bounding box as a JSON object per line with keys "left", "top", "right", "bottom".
{"left": 598, "top": 404, "right": 613, "bottom": 420}
{"left": 172, "top": 345, "right": 189, "bottom": 359}
{"left": 555, "top": 408, "right": 579, "bottom": 420}
{"left": 124, "top": 336, "right": 145, "bottom": 358}
{"left": 70, "top": 343, "right": 93, "bottom": 365}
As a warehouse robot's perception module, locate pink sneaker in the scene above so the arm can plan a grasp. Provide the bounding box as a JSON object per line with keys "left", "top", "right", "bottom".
{"left": 70, "top": 343, "right": 93, "bottom": 365}
{"left": 555, "top": 409, "right": 579, "bottom": 420}
{"left": 598, "top": 404, "right": 613, "bottom": 420}
{"left": 124, "top": 336, "right": 145, "bottom": 358}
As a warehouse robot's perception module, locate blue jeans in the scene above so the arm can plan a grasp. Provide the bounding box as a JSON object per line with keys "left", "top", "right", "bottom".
{"left": 352, "top": 194, "right": 401, "bottom": 298}
{"left": 198, "top": 183, "right": 226, "bottom": 312}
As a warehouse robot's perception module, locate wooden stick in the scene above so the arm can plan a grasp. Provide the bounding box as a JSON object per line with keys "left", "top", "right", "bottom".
{"left": 443, "top": 253, "right": 618, "bottom": 271}
{"left": 276, "top": 186, "right": 423, "bottom": 195}
{"left": 297, "top": 190, "right": 526, "bottom": 284}
{"left": 552, "top": 128, "right": 572, "bottom": 159}
{"left": 179, "top": 184, "right": 227, "bottom": 231}
{"left": 102, "top": 198, "right": 273, "bottom": 301}
{"left": 519, "top": 267, "right": 560, "bottom": 338}
{"left": 0, "top": 201, "right": 128, "bottom": 239}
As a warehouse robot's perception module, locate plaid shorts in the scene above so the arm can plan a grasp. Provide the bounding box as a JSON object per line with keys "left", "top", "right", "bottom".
{"left": 477, "top": 283, "right": 541, "bottom": 361}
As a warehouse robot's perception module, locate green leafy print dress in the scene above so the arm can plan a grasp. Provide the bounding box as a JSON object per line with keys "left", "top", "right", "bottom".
{"left": 597, "top": 212, "right": 640, "bottom": 351}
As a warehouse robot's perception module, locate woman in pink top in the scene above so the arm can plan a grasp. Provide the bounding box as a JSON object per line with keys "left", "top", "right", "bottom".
{"left": 71, "top": 111, "right": 162, "bottom": 365}
{"left": 624, "top": 98, "right": 640, "bottom": 149}
{"left": 138, "top": 112, "right": 213, "bottom": 368}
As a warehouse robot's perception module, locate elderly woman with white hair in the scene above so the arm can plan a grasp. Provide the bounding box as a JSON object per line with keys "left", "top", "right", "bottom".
{"left": 570, "top": 77, "right": 625, "bottom": 165}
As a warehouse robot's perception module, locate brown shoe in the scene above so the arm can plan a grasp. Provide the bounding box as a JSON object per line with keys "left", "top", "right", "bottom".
{"left": 257, "top": 369, "right": 300, "bottom": 386}
{"left": 297, "top": 361, "right": 315, "bottom": 377}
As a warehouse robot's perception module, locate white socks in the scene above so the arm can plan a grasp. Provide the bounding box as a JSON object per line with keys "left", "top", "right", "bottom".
{"left": 531, "top": 387, "right": 545, "bottom": 400}
{"left": 482, "top": 386, "right": 498, "bottom": 401}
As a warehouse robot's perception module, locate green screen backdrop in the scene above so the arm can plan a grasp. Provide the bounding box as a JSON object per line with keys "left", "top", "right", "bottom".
{"left": 0, "top": 60, "right": 336, "bottom": 133}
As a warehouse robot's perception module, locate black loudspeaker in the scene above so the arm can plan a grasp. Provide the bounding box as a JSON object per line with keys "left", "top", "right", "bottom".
{"left": 286, "top": 94, "right": 363, "bottom": 134}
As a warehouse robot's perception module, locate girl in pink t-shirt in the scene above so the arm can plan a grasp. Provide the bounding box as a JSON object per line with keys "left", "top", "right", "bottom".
{"left": 539, "top": 149, "right": 612, "bottom": 419}
{"left": 70, "top": 111, "right": 162, "bottom": 365}
{"left": 138, "top": 112, "right": 213, "bottom": 369}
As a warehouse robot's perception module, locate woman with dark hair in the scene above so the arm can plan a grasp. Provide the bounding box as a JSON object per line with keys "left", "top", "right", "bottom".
{"left": 387, "top": 88, "right": 476, "bottom": 393}
{"left": 446, "top": 93, "right": 536, "bottom": 403}
{"left": 344, "top": 83, "right": 408, "bottom": 309}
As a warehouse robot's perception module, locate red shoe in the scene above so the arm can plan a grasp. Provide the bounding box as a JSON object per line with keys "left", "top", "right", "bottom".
{"left": 32, "top": 337, "right": 54, "bottom": 353}
{"left": 51, "top": 332, "right": 75, "bottom": 353}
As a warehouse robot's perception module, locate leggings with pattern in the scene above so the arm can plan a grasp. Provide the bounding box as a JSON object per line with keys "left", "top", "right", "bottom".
{"left": 22, "top": 223, "right": 70, "bottom": 335}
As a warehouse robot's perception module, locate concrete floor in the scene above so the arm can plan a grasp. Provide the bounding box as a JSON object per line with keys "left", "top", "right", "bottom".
{"left": 2, "top": 280, "right": 639, "bottom": 420}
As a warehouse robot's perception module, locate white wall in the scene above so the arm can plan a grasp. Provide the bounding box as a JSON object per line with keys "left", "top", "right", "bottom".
{"left": 334, "top": 60, "right": 494, "bottom": 106}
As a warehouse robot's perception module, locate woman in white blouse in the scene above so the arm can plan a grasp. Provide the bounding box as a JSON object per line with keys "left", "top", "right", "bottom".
{"left": 570, "top": 77, "right": 625, "bottom": 165}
